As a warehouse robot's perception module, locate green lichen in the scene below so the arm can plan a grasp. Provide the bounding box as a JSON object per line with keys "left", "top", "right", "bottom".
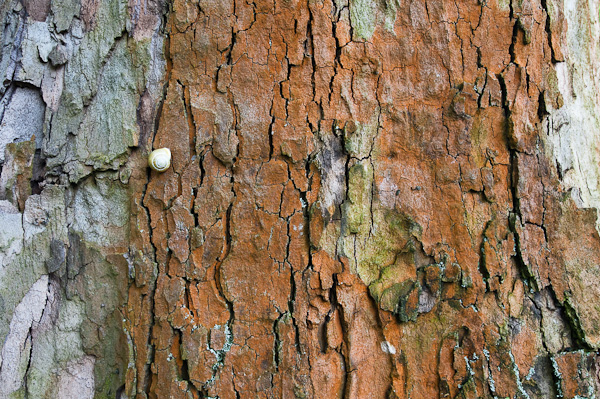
{"left": 349, "top": 0, "right": 399, "bottom": 41}
{"left": 51, "top": 0, "right": 80, "bottom": 32}
{"left": 343, "top": 118, "right": 378, "bottom": 159}
{"left": 355, "top": 210, "right": 421, "bottom": 285}
{"left": 342, "top": 162, "right": 371, "bottom": 234}
{"left": 0, "top": 186, "right": 67, "bottom": 348}
{"left": 339, "top": 154, "right": 425, "bottom": 320}
{"left": 498, "top": 0, "right": 511, "bottom": 11}
{"left": 456, "top": 375, "right": 478, "bottom": 398}
{"left": 22, "top": 295, "right": 86, "bottom": 398}
{"left": 562, "top": 295, "right": 591, "bottom": 350}
{"left": 43, "top": 0, "right": 150, "bottom": 183}
{"left": 376, "top": 280, "right": 419, "bottom": 321}
{"left": 349, "top": 0, "right": 377, "bottom": 41}
{"left": 543, "top": 67, "right": 563, "bottom": 110}
{"left": 1, "top": 178, "right": 130, "bottom": 398}
{"left": 336, "top": 125, "right": 429, "bottom": 320}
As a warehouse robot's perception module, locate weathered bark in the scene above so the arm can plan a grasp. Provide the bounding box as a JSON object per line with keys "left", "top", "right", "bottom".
{"left": 2, "top": 0, "right": 600, "bottom": 397}
{"left": 0, "top": 0, "right": 165, "bottom": 397}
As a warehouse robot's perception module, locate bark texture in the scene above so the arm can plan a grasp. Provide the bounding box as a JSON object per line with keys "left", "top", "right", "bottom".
{"left": 1, "top": 0, "right": 600, "bottom": 398}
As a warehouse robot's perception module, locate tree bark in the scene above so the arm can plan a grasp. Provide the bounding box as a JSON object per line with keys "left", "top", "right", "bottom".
{"left": 1, "top": 0, "right": 600, "bottom": 398}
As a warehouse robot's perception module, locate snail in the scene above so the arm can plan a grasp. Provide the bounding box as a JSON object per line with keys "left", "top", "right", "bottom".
{"left": 148, "top": 148, "right": 171, "bottom": 172}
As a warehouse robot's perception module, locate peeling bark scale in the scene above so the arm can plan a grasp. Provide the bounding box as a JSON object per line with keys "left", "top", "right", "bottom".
{"left": 1, "top": 0, "right": 600, "bottom": 397}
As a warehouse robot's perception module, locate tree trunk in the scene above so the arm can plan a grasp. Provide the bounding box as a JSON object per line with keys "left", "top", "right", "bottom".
{"left": 1, "top": 0, "right": 600, "bottom": 397}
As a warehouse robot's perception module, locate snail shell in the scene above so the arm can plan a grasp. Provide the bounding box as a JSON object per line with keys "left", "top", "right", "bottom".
{"left": 148, "top": 148, "right": 171, "bottom": 172}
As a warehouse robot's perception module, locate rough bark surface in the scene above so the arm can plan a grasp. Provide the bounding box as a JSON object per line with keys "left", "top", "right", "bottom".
{"left": 1, "top": 0, "right": 600, "bottom": 398}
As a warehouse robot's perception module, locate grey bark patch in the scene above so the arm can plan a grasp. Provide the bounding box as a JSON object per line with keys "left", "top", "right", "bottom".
{"left": 67, "top": 231, "right": 83, "bottom": 279}
{"left": 0, "top": 0, "right": 165, "bottom": 395}
{"left": 51, "top": 0, "right": 80, "bottom": 32}
{"left": 14, "top": 21, "right": 53, "bottom": 86}
{"left": 522, "top": 355, "right": 560, "bottom": 398}
{"left": 41, "top": 65, "right": 65, "bottom": 112}
{"left": 0, "top": 87, "right": 45, "bottom": 163}
{"left": 0, "top": 198, "right": 20, "bottom": 214}
{"left": 548, "top": 5, "right": 600, "bottom": 231}
{"left": 45, "top": 34, "right": 142, "bottom": 180}
{"left": 417, "top": 287, "right": 436, "bottom": 313}
{"left": 46, "top": 239, "right": 66, "bottom": 273}
{"left": 532, "top": 290, "right": 573, "bottom": 353}
{"left": 316, "top": 133, "right": 346, "bottom": 211}
{"left": 24, "top": 279, "right": 87, "bottom": 398}
{"left": 0, "top": 275, "right": 49, "bottom": 397}
{"left": 0, "top": 6, "right": 25, "bottom": 95}
{"left": 54, "top": 356, "right": 95, "bottom": 399}
{"left": 48, "top": 44, "right": 69, "bottom": 66}
{"left": 70, "top": 175, "right": 129, "bottom": 246}
{"left": 0, "top": 199, "right": 23, "bottom": 265}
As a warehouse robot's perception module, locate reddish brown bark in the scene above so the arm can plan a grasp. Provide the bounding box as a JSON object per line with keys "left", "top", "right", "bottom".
{"left": 123, "top": 0, "right": 600, "bottom": 398}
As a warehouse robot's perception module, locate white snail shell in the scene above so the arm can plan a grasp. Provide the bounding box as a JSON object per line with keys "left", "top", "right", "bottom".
{"left": 148, "top": 148, "right": 171, "bottom": 172}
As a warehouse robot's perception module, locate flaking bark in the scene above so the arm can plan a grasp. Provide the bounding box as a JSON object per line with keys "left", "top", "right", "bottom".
{"left": 1, "top": 0, "right": 600, "bottom": 398}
